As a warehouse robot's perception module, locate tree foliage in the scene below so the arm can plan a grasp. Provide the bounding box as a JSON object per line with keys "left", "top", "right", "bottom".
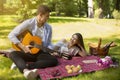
{"left": 1, "top": 0, "right": 120, "bottom": 20}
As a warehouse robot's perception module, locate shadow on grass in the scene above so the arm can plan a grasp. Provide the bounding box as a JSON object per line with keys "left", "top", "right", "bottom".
{"left": 0, "top": 25, "right": 15, "bottom": 38}
{"left": 48, "top": 17, "right": 89, "bottom": 23}
{"left": 0, "top": 25, "right": 15, "bottom": 30}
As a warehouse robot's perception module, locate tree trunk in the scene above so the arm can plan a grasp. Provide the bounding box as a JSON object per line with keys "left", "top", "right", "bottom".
{"left": 88, "top": 0, "right": 94, "bottom": 18}
{"left": 98, "top": 0, "right": 104, "bottom": 18}
{"left": 77, "top": 0, "right": 82, "bottom": 17}
{"left": 0, "top": 0, "right": 6, "bottom": 14}
{"left": 115, "top": 0, "right": 120, "bottom": 11}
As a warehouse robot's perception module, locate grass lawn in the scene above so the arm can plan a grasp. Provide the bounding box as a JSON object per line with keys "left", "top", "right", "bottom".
{"left": 0, "top": 15, "right": 120, "bottom": 80}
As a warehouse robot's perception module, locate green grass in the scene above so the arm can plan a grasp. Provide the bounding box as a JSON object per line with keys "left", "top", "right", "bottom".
{"left": 0, "top": 15, "right": 120, "bottom": 80}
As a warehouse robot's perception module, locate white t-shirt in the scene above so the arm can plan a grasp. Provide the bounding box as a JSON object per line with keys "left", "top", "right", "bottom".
{"left": 36, "top": 26, "right": 44, "bottom": 39}
{"left": 55, "top": 40, "right": 80, "bottom": 56}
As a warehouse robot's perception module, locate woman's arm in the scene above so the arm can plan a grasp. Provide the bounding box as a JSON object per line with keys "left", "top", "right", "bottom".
{"left": 78, "top": 44, "right": 87, "bottom": 57}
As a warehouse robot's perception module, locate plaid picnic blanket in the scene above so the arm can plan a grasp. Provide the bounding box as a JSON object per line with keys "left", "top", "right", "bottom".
{"left": 37, "top": 55, "right": 110, "bottom": 80}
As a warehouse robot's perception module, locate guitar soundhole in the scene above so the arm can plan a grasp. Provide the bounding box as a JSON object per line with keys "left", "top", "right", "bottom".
{"left": 30, "top": 41, "right": 34, "bottom": 45}
{"left": 30, "top": 41, "right": 35, "bottom": 49}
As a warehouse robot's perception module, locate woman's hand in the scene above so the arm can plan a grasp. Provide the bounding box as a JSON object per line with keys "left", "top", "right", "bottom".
{"left": 78, "top": 44, "right": 88, "bottom": 57}
{"left": 51, "top": 52, "right": 60, "bottom": 57}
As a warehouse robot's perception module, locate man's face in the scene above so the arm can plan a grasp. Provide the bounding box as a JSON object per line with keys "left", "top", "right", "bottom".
{"left": 37, "top": 12, "right": 50, "bottom": 26}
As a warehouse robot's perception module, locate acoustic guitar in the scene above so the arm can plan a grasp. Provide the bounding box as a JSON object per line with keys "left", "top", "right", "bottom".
{"left": 12, "top": 31, "right": 72, "bottom": 59}
{"left": 12, "top": 31, "right": 42, "bottom": 54}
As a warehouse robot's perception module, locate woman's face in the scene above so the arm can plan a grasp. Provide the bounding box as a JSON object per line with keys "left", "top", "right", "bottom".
{"left": 69, "top": 34, "right": 78, "bottom": 46}
{"left": 37, "top": 12, "right": 50, "bottom": 26}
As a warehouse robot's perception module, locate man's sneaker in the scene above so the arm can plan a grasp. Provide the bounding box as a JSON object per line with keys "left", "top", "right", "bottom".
{"left": 10, "top": 63, "right": 17, "bottom": 70}
{"left": 23, "top": 69, "right": 38, "bottom": 80}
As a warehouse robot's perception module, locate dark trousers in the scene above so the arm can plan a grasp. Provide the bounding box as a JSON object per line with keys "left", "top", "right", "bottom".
{"left": 9, "top": 50, "right": 58, "bottom": 73}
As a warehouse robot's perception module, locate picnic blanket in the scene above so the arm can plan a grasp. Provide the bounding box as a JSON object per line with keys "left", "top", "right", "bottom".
{"left": 38, "top": 55, "right": 111, "bottom": 80}
{"left": 0, "top": 51, "right": 113, "bottom": 80}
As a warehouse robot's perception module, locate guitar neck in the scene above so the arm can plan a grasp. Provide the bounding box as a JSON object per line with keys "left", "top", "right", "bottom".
{"left": 33, "top": 44, "right": 72, "bottom": 59}
{"left": 33, "top": 44, "right": 58, "bottom": 53}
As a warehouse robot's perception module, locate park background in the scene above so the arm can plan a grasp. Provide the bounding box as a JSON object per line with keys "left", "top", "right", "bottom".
{"left": 0, "top": 0, "right": 120, "bottom": 80}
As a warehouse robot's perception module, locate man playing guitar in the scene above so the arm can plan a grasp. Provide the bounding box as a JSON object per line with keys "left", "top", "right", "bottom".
{"left": 8, "top": 5, "right": 58, "bottom": 80}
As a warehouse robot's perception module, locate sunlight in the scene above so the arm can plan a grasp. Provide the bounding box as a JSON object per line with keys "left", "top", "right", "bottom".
{"left": 51, "top": 21, "right": 120, "bottom": 40}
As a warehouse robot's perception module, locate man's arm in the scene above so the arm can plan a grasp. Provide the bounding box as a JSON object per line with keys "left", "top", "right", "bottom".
{"left": 8, "top": 20, "right": 31, "bottom": 53}
{"left": 8, "top": 20, "right": 29, "bottom": 44}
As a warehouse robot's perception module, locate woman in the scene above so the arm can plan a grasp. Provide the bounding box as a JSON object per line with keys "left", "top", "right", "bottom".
{"left": 53, "top": 33, "right": 87, "bottom": 58}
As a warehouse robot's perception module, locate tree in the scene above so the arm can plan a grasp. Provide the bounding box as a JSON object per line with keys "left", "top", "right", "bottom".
{"left": 88, "top": 0, "right": 94, "bottom": 18}
{"left": 0, "top": 0, "right": 6, "bottom": 14}
{"left": 16, "top": 0, "right": 45, "bottom": 22}
{"left": 47, "top": 0, "right": 62, "bottom": 16}
{"left": 114, "top": 0, "right": 120, "bottom": 11}
{"left": 76, "top": 0, "right": 88, "bottom": 17}
{"left": 61, "top": 0, "right": 77, "bottom": 16}
{"left": 94, "top": 0, "right": 111, "bottom": 18}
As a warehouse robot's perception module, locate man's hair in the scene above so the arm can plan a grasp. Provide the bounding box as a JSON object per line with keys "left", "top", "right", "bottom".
{"left": 37, "top": 5, "right": 51, "bottom": 15}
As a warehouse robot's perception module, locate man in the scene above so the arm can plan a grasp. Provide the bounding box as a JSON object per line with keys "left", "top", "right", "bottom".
{"left": 8, "top": 5, "right": 58, "bottom": 80}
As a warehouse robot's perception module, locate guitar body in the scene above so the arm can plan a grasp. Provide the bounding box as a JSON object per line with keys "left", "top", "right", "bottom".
{"left": 12, "top": 31, "right": 71, "bottom": 59}
{"left": 12, "top": 31, "right": 42, "bottom": 54}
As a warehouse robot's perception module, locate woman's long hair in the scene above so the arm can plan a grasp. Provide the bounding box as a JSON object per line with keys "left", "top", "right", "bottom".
{"left": 73, "top": 33, "right": 86, "bottom": 50}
